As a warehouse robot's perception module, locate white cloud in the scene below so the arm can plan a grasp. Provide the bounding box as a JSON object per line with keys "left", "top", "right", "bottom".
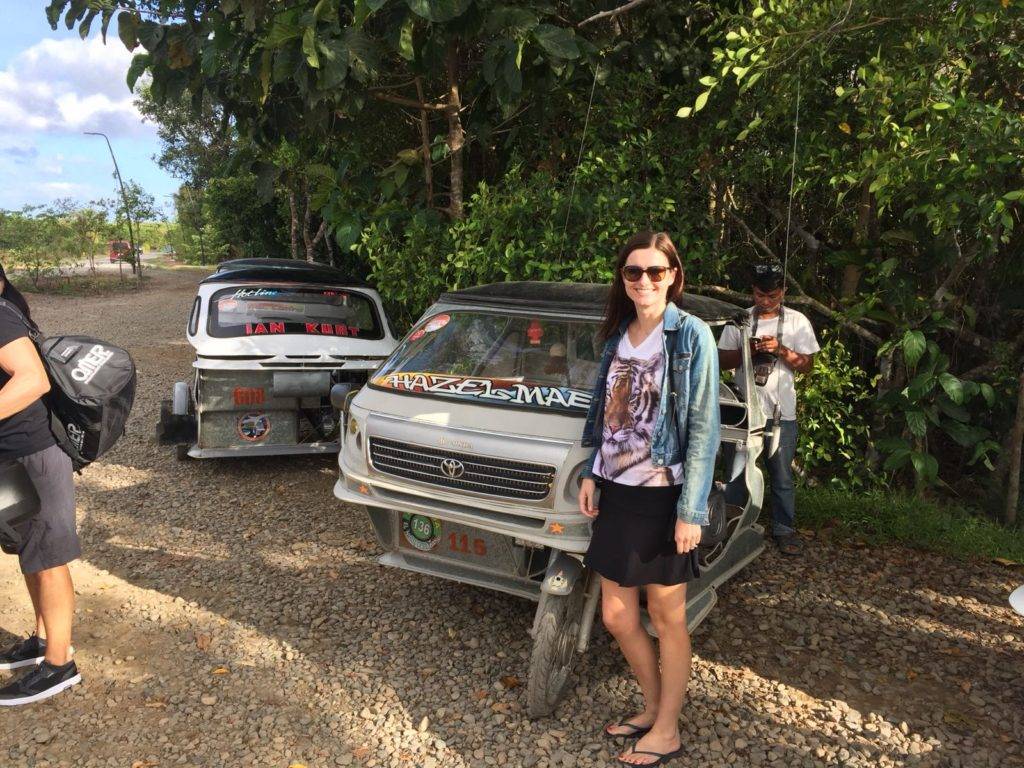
{"left": 0, "top": 36, "right": 153, "bottom": 137}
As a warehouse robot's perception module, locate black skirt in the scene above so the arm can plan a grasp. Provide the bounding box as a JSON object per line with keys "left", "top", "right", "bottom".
{"left": 583, "top": 479, "right": 700, "bottom": 587}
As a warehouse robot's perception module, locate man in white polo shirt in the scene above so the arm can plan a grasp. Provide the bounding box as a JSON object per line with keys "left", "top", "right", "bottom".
{"left": 718, "top": 262, "right": 819, "bottom": 556}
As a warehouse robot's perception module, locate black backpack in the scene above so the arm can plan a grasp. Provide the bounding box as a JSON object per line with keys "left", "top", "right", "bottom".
{"left": 0, "top": 461, "right": 39, "bottom": 554}
{"left": 0, "top": 299, "right": 137, "bottom": 471}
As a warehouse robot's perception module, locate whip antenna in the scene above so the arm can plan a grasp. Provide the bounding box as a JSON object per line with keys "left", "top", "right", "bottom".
{"left": 558, "top": 65, "right": 600, "bottom": 263}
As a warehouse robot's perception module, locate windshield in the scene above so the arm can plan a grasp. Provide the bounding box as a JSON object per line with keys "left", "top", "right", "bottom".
{"left": 371, "top": 311, "right": 602, "bottom": 414}
{"left": 208, "top": 286, "right": 383, "bottom": 339}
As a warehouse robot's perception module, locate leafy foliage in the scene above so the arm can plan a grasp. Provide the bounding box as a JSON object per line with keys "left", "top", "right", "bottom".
{"left": 796, "top": 333, "right": 874, "bottom": 489}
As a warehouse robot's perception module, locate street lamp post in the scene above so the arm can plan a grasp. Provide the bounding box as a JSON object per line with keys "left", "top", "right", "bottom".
{"left": 84, "top": 131, "right": 140, "bottom": 278}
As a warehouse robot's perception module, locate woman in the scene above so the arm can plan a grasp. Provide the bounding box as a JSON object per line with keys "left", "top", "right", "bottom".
{"left": 0, "top": 263, "right": 81, "bottom": 705}
{"left": 578, "top": 232, "right": 719, "bottom": 766}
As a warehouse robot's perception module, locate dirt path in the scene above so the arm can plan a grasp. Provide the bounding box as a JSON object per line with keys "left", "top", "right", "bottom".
{"left": 1, "top": 267, "right": 1022, "bottom": 768}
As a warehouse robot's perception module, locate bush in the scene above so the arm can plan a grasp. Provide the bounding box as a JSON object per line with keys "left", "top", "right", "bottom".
{"left": 796, "top": 332, "right": 875, "bottom": 490}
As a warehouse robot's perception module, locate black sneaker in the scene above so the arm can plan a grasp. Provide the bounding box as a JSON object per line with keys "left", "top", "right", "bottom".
{"left": 0, "top": 660, "right": 81, "bottom": 706}
{"left": 0, "top": 635, "right": 46, "bottom": 671}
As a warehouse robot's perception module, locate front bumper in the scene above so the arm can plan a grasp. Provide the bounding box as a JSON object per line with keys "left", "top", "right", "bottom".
{"left": 188, "top": 441, "right": 339, "bottom": 459}
{"left": 332, "top": 467, "right": 592, "bottom": 554}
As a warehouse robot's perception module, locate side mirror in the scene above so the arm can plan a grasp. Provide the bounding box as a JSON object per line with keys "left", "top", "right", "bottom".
{"left": 330, "top": 383, "right": 354, "bottom": 411}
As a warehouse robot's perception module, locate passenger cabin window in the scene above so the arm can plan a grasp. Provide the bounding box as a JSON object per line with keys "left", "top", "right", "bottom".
{"left": 207, "top": 286, "right": 383, "bottom": 340}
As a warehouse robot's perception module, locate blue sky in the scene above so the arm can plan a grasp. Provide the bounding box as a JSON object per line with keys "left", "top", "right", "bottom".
{"left": 0, "top": 2, "right": 178, "bottom": 215}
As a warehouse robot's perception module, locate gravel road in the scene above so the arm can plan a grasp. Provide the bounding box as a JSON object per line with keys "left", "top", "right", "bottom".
{"left": 1, "top": 267, "right": 1022, "bottom": 768}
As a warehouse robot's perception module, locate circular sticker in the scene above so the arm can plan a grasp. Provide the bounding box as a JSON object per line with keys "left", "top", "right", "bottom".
{"left": 422, "top": 314, "right": 450, "bottom": 333}
{"left": 237, "top": 412, "right": 271, "bottom": 442}
{"left": 402, "top": 513, "right": 442, "bottom": 551}
{"left": 408, "top": 329, "right": 426, "bottom": 342}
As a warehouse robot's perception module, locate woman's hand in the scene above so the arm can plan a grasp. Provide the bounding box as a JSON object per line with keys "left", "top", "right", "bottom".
{"left": 674, "top": 521, "right": 702, "bottom": 554}
{"left": 578, "top": 478, "right": 598, "bottom": 518}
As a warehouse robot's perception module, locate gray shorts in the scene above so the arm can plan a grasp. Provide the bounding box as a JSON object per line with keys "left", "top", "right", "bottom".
{"left": 14, "top": 444, "right": 79, "bottom": 575}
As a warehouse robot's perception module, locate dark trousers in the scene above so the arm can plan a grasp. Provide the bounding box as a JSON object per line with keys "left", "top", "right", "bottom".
{"left": 725, "top": 419, "right": 798, "bottom": 537}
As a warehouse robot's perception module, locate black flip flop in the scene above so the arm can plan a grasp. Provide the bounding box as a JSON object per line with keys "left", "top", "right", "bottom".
{"left": 616, "top": 744, "right": 685, "bottom": 766}
{"left": 603, "top": 719, "right": 653, "bottom": 741}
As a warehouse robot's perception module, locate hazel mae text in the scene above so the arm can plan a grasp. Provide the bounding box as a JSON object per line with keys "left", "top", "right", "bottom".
{"left": 244, "top": 322, "right": 362, "bottom": 336}
{"left": 374, "top": 372, "right": 592, "bottom": 410}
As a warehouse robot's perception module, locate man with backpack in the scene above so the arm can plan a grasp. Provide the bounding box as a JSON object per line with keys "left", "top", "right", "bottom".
{"left": 0, "top": 264, "right": 82, "bottom": 705}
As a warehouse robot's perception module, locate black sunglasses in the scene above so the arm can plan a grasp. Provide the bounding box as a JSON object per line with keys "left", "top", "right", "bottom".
{"left": 621, "top": 265, "right": 674, "bottom": 283}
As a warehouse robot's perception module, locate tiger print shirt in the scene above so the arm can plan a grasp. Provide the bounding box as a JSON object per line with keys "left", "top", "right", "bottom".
{"left": 592, "top": 322, "right": 683, "bottom": 487}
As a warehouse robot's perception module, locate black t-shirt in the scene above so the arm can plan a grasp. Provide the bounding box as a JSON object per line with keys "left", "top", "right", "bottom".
{"left": 0, "top": 308, "right": 55, "bottom": 460}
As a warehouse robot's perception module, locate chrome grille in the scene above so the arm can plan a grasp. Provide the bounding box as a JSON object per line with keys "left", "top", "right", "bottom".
{"left": 369, "top": 437, "right": 555, "bottom": 501}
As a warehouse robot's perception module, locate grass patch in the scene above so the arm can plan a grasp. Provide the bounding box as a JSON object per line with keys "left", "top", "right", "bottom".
{"left": 13, "top": 272, "right": 152, "bottom": 297}
{"left": 797, "top": 487, "right": 1024, "bottom": 564}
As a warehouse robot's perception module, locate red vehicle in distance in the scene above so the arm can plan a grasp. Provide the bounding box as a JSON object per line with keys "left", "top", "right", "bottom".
{"left": 108, "top": 240, "right": 131, "bottom": 263}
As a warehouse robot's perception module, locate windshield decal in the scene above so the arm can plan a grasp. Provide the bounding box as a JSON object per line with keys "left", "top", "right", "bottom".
{"left": 373, "top": 372, "right": 592, "bottom": 411}
{"left": 423, "top": 314, "right": 450, "bottom": 333}
{"left": 233, "top": 288, "right": 279, "bottom": 299}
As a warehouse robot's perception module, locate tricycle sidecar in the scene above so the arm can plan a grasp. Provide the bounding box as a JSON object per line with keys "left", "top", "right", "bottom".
{"left": 333, "top": 281, "right": 767, "bottom": 716}
{"left": 158, "top": 259, "right": 398, "bottom": 459}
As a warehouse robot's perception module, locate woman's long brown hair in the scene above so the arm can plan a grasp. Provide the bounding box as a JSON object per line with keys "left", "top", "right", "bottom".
{"left": 599, "top": 231, "right": 684, "bottom": 340}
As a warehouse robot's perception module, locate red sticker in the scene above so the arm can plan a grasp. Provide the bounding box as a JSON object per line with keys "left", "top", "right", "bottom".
{"left": 409, "top": 329, "right": 426, "bottom": 342}
{"left": 423, "top": 314, "right": 450, "bottom": 333}
{"left": 233, "top": 387, "right": 265, "bottom": 406}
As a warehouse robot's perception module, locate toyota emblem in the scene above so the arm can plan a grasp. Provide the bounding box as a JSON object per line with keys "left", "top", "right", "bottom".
{"left": 440, "top": 458, "right": 465, "bottom": 479}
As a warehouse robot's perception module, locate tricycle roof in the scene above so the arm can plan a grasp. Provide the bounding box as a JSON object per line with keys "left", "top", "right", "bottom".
{"left": 205, "top": 258, "right": 369, "bottom": 288}
{"left": 438, "top": 281, "right": 744, "bottom": 323}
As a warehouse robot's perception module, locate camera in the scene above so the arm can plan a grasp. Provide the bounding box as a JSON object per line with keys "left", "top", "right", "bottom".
{"left": 752, "top": 336, "right": 777, "bottom": 387}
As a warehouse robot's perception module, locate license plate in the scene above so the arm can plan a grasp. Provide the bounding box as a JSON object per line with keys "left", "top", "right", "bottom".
{"left": 397, "top": 512, "right": 516, "bottom": 570}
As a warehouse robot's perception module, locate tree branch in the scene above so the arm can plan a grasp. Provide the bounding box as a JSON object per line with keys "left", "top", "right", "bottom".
{"left": 765, "top": 202, "right": 823, "bottom": 253}
{"left": 577, "top": 0, "right": 653, "bottom": 27}
{"left": 931, "top": 233, "right": 975, "bottom": 309}
{"left": 371, "top": 92, "right": 449, "bottom": 111}
{"left": 690, "top": 284, "right": 885, "bottom": 347}
{"left": 723, "top": 207, "right": 776, "bottom": 260}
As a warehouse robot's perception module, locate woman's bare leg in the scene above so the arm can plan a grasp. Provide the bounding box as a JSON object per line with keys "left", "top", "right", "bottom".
{"left": 600, "top": 577, "right": 661, "bottom": 735}
{"left": 619, "top": 582, "right": 689, "bottom": 765}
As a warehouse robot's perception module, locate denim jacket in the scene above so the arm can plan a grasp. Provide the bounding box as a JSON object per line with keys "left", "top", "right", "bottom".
{"left": 580, "top": 302, "right": 720, "bottom": 525}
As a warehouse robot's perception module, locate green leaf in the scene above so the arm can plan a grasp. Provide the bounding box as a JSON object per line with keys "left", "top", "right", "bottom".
{"left": 902, "top": 329, "right": 926, "bottom": 369}
{"left": 405, "top": 0, "right": 472, "bottom": 22}
{"left": 676, "top": 106, "right": 693, "bottom": 118}
{"left": 910, "top": 452, "right": 939, "bottom": 483}
{"left": 79, "top": 9, "right": 97, "bottom": 39}
{"left": 1003, "top": 190, "right": 1024, "bottom": 201}
{"left": 931, "top": 101, "right": 952, "bottom": 110}
{"left": 263, "top": 13, "right": 302, "bottom": 47}
{"left": 907, "top": 411, "right": 927, "bottom": 437}
{"left": 398, "top": 16, "right": 415, "bottom": 61}
{"left": 752, "top": 6, "right": 766, "bottom": 18}
{"left": 698, "top": 76, "right": 718, "bottom": 87}
{"left": 485, "top": 7, "right": 538, "bottom": 35}
{"left": 302, "top": 26, "right": 320, "bottom": 68}
{"left": 943, "top": 421, "right": 986, "bottom": 448}
{"left": 117, "top": 10, "right": 139, "bottom": 51}
{"left": 136, "top": 21, "right": 165, "bottom": 52}
{"left": 533, "top": 24, "right": 579, "bottom": 60}
{"left": 694, "top": 90, "right": 710, "bottom": 113}
{"left": 882, "top": 448, "right": 911, "bottom": 471}
{"left": 353, "top": 0, "right": 388, "bottom": 26}
{"left": 980, "top": 383, "right": 995, "bottom": 407}
{"left": 126, "top": 53, "right": 150, "bottom": 91}
{"left": 725, "top": 30, "right": 740, "bottom": 41}
{"left": 938, "top": 372, "right": 964, "bottom": 404}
